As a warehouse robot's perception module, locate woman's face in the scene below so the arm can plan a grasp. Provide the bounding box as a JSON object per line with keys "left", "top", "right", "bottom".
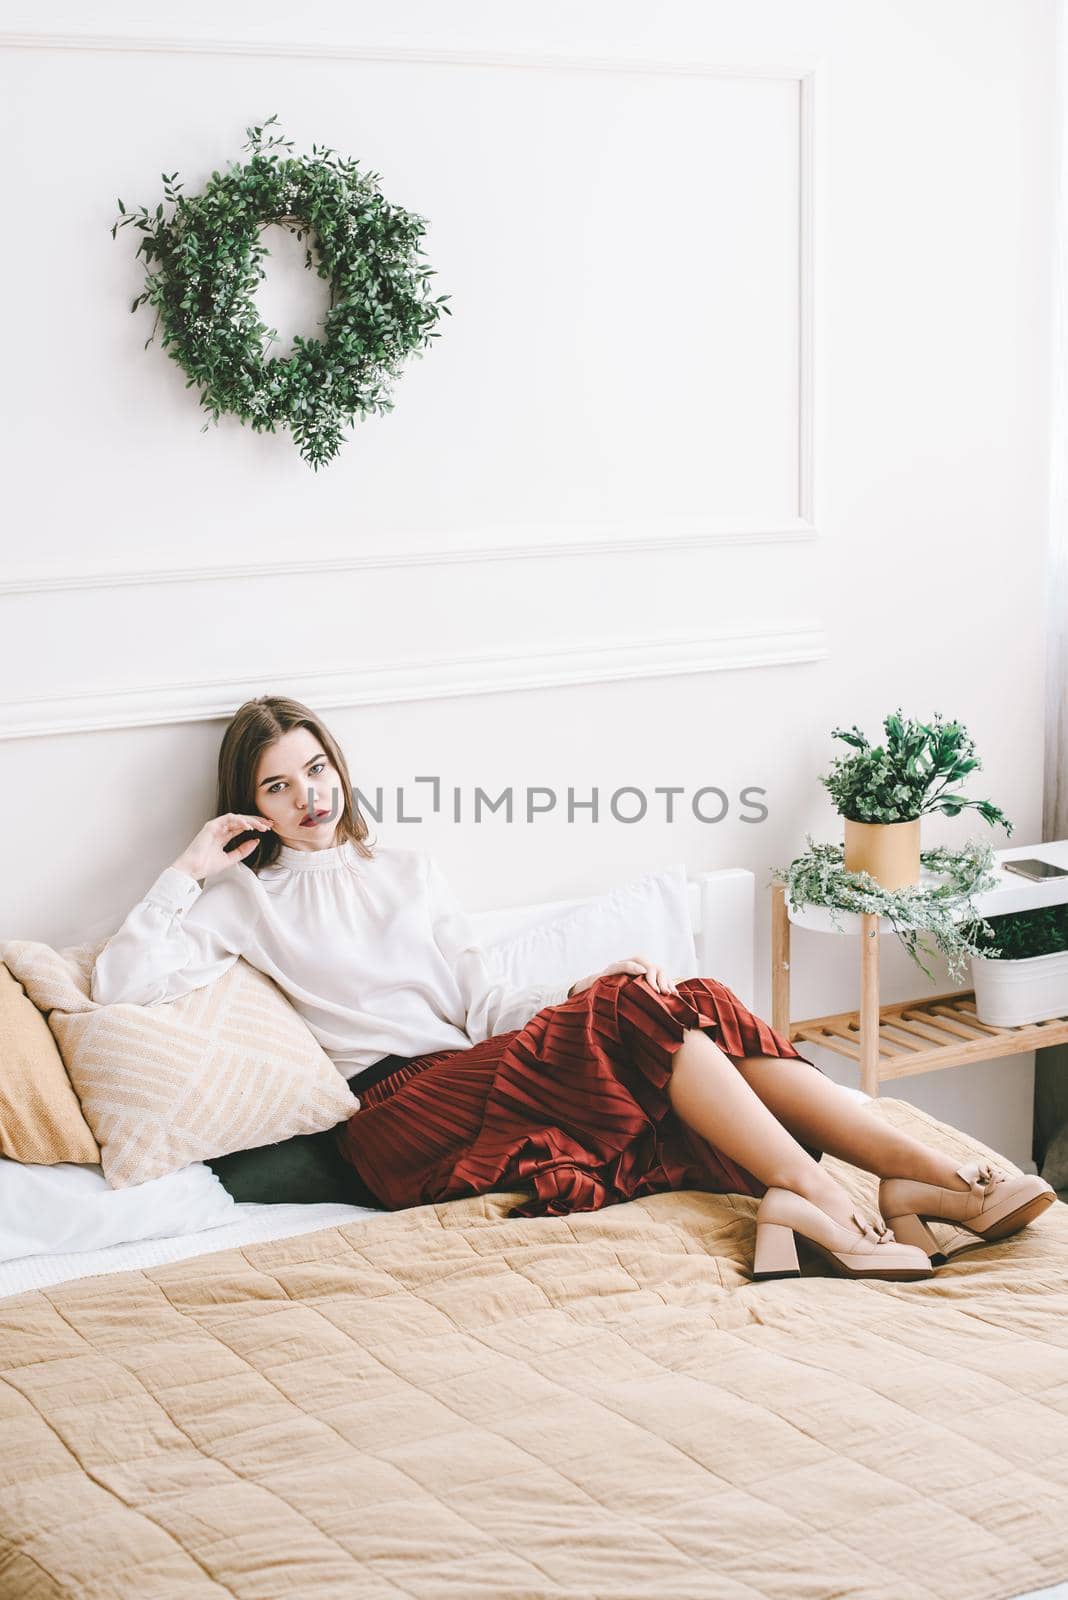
{"left": 253, "top": 726, "right": 342, "bottom": 852}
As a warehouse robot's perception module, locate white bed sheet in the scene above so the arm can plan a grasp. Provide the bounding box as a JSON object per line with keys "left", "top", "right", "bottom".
{"left": 0, "top": 1199, "right": 381, "bottom": 1300}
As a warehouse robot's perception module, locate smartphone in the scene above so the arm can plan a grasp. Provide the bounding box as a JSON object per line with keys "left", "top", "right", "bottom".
{"left": 1003, "top": 857, "right": 1068, "bottom": 882}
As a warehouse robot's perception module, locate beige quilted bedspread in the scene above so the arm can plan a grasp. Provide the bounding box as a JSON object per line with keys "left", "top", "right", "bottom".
{"left": 2, "top": 1096, "right": 1067, "bottom": 1600}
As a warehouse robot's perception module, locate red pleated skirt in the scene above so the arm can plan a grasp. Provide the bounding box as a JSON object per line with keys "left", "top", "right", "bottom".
{"left": 334, "top": 973, "right": 826, "bottom": 1219}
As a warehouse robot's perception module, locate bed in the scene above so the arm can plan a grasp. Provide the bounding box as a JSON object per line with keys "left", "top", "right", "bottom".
{"left": 2, "top": 866, "right": 1067, "bottom": 1600}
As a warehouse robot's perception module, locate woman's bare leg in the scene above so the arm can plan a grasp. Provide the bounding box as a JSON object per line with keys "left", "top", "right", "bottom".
{"left": 727, "top": 1051, "right": 972, "bottom": 1192}
{"left": 667, "top": 1029, "right": 866, "bottom": 1230}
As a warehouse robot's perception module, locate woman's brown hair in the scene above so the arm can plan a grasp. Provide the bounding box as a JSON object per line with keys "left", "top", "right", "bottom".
{"left": 216, "top": 695, "right": 376, "bottom": 874}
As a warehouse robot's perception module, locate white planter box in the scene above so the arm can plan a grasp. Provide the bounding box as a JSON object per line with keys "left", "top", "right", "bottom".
{"left": 971, "top": 947, "right": 1068, "bottom": 1027}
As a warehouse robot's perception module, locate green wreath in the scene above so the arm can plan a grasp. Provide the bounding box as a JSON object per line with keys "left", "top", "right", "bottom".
{"left": 770, "top": 836, "right": 1004, "bottom": 983}
{"left": 112, "top": 115, "right": 451, "bottom": 469}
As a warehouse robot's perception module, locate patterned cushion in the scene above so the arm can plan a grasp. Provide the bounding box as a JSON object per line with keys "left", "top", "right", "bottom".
{"left": 0, "top": 939, "right": 359, "bottom": 1189}
{"left": 0, "top": 961, "right": 101, "bottom": 1165}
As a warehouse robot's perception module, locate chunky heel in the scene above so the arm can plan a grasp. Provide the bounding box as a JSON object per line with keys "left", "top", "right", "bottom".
{"left": 879, "top": 1163, "right": 1057, "bottom": 1265}
{"left": 752, "top": 1221, "right": 801, "bottom": 1280}
{"left": 885, "top": 1211, "right": 947, "bottom": 1263}
{"left": 752, "top": 1187, "right": 934, "bottom": 1281}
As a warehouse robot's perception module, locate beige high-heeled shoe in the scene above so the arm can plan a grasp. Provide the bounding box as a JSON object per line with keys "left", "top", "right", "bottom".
{"left": 879, "top": 1160, "right": 1056, "bottom": 1264}
{"left": 752, "top": 1187, "right": 935, "bottom": 1282}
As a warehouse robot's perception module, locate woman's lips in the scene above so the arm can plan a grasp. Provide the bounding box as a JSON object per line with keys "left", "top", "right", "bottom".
{"left": 300, "top": 810, "right": 330, "bottom": 827}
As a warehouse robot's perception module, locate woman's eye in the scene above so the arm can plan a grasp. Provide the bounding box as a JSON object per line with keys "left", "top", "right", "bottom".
{"left": 268, "top": 761, "right": 326, "bottom": 795}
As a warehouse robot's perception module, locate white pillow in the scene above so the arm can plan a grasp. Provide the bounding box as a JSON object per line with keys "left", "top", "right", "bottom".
{"left": 476, "top": 864, "right": 698, "bottom": 993}
{"left": 0, "top": 1156, "right": 236, "bottom": 1265}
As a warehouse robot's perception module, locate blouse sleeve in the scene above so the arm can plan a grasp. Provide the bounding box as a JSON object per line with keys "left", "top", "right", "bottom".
{"left": 425, "top": 856, "right": 573, "bottom": 1045}
{"left": 90, "top": 866, "right": 257, "bottom": 1007}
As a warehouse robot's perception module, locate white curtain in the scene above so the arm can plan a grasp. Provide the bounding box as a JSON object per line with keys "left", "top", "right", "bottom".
{"left": 1036, "top": 0, "right": 1068, "bottom": 1183}
{"left": 1045, "top": 0, "right": 1068, "bottom": 844}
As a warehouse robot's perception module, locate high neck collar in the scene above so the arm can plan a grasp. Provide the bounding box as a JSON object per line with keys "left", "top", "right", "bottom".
{"left": 275, "top": 838, "right": 359, "bottom": 872}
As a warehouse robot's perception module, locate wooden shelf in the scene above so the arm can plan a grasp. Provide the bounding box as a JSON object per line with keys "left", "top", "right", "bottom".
{"left": 770, "top": 877, "right": 1068, "bottom": 1095}
{"left": 789, "top": 988, "right": 1068, "bottom": 1081}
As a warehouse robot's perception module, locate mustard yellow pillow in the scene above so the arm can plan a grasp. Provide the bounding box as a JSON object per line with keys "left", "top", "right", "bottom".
{"left": 1, "top": 940, "right": 359, "bottom": 1189}
{"left": 0, "top": 960, "right": 101, "bottom": 1164}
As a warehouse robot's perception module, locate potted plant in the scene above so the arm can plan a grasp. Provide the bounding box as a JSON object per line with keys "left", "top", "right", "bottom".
{"left": 819, "top": 709, "right": 1012, "bottom": 890}
{"left": 963, "top": 903, "right": 1068, "bottom": 1026}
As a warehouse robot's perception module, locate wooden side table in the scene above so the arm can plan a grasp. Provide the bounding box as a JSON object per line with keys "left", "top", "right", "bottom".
{"left": 770, "top": 841, "right": 1068, "bottom": 1097}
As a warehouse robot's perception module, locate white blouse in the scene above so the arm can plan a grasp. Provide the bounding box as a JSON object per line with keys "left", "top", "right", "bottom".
{"left": 90, "top": 840, "right": 573, "bottom": 1078}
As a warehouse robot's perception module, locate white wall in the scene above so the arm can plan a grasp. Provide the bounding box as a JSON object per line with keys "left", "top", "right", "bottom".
{"left": 0, "top": 1, "right": 1058, "bottom": 1169}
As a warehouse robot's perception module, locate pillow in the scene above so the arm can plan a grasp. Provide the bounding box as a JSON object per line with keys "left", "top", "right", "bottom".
{"left": 0, "top": 939, "right": 360, "bottom": 1190}
{"left": 0, "top": 961, "right": 101, "bottom": 1164}
{"left": 477, "top": 864, "right": 698, "bottom": 993}
{"left": 0, "top": 1154, "right": 236, "bottom": 1264}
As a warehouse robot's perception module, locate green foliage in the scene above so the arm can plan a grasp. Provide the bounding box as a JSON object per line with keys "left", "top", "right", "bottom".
{"left": 770, "top": 836, "right": 1004, "bottom": 984}
{"left": 112, "top": 115, "right": 452, "bottom": 468}
{"left": 962, "top": 902, "right": 1068, "bottom": 961}
{"left": 819, "top": 708, "right": 1013, "bottom": 832}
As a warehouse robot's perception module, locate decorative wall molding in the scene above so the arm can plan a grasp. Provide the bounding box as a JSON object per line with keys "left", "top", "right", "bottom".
{"left": 0, "top": 33, "right": 825, "bottom": 589}
{"left": 0, "top": 519, "right": 815, "bottom": 596}
{"left": 0, "top": 33, "right": 828, "bottom": 743}
{"left": 0, "top": 623, "right": 828, "bottom": 740}
{"left": 0, "top": 34, "right": 824, "bottom": 83}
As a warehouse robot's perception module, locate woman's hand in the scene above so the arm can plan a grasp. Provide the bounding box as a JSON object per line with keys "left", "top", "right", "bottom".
{"left": 567, "top": 957, "right": 680, "bottom": 1000}
{"left": 171, "top": 814, "right": 274, "bottom": 881}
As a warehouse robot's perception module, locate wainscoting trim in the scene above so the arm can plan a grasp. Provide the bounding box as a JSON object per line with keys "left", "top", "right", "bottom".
{"left": 0, "top": 520, "right": 815, "bottom": 596}
{"left": 0, "top": 624, "right": 828, "bottom": 740}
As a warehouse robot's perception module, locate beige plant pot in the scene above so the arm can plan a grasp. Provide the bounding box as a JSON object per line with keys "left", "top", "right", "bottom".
{"left": 843, "top": 817, "right": 922, "bottom": 890}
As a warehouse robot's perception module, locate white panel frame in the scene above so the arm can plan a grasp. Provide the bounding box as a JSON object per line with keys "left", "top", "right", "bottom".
{"left": 0, "top": 30, "right": 827, "bottom": 588}
{"left": 0, "top": 31, "right": 828, "bottom": 738}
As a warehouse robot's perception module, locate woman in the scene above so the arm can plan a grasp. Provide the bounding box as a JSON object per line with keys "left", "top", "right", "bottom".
{"left": 91, "top": 695, "right": 1055, "bottom": 1282}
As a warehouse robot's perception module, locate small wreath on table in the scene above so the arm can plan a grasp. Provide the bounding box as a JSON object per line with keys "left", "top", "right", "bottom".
{"left": 771, "top": 836, "right": 1004, "bottom": 983}
{"left": 112, "top": 115, "right": 451, "bottom": 469}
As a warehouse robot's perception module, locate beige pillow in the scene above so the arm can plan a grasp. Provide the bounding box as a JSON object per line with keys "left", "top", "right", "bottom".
{"left": 0, "top": 939, "right": 359, "bottom": 1189}
{"left": 0, "top": 960, "right": 102, "bottom": 1164}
